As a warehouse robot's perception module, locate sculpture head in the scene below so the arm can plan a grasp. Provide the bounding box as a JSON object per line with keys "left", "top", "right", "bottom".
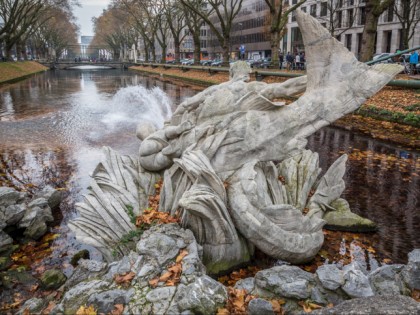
{"left": 229, "top": 61, "right": 251, "bottom": 82}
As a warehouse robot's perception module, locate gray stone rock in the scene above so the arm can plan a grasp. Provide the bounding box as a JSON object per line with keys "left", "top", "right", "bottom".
{"left": 16, "top": 298, "right": 44, "bottom": 315}
{"left": 402, "top": 249, "right": 420, "bottom": 290}
{"left": 0, "top": 187, "right": 22, "bottom": 207}
{"left": 368, "top": 264, "right": 409, "bottom": 295}
{"left": 342, "top": 263, "right": 374, "bottom": 298}
{"left": 316, "top": 264, "right": 344, "bottom": 291}
{"left": 65, "top": 259, "right": 108, "bottom": 289}
{"left": 248, "top": 298, "right": 275, "bottom": 315}
{"left": 145, "top": 286, "right": 176, "bottom": 314}
{"left": 61, "top": 280, "right": 110, "bottom": 314}
{"left": 19, "top": 205, "right": 54, "bottom": 240}
{"left": 34, "top": 186, "right": 62, "bottom": 209}
{"left": 27, "top": 197, "right": 49, "bottom": 210}
{"left": 41, "top": 269, "right": 67, "bottom": 290}
{"left": 254, "top": 265, "right": 315, "bottom": 299}
{"left": 311, "top": 284, "right": 348, "bottom": 306}
{"left": 311, "top": 295, "right": 420, "bottom": 315}
{"left": 0, "top": 230, "right": 13, "bottom": 248}
{"left": 87, "top": 289, "right": 134, "bottom": 314}
{"left": 137, "top": 229, "right": 181, "bottom": 266}
{"left": 234, "top": 277, "right": 255, "bottom": 293}
{"left": 3, "top": 204, "right": 26, "bottom": 226}
{"left": 168, "top": 275, "right": 227, "bottom": 314}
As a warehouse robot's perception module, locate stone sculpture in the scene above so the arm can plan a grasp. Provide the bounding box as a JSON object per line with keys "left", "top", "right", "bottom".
{"left": 69, "top": 11, "right": 402, "bottom": 273}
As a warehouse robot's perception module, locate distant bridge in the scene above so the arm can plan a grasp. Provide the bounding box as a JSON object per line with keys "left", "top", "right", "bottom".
{"left": 38, "top": 61, "right": 135, "bottom": 70}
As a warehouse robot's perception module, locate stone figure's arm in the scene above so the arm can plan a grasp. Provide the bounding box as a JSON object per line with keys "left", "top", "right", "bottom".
{"left": 260, "top": 76, "right": 307, "bottom": 99}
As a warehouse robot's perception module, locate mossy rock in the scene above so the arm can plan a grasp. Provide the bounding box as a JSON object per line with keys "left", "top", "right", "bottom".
{"left": 323, "top": 199, "right": 377, "bottom": 232}
{"left": 70, "top": 249, "right": 90, "bottom": 267}
{"left": 41, "top": 269, "right": 67, "bottom": 290}
{"left": 0, "top": 256, "right": 12, "bottom": 271}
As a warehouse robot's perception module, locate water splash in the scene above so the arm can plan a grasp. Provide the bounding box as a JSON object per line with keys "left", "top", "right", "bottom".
{"left": 102, "top": 85, "right": 172, "bottom": 129}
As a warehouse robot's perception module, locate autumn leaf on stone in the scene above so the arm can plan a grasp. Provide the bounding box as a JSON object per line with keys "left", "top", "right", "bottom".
{"left": 114, "top": 271, "right": 135, "bottom": 287}
{"left": 75, "top": 305, "right": 97, "bottom": 315}
{"left": 176, "top": 249, "right": 188, "bottom": 263}
{"left": 270, "top": 299, "right": 286, "bottom": 315}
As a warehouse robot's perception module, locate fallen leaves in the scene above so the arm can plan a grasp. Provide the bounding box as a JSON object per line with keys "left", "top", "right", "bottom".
{"left": 298, "top": 300, "right": 323, "bottom": 313}
{"left": 110, "top": 304, "right": 124, "bottom": 315}
{"left": 149, "top": 249, "right": 188, "bottom": 288}
{"left": 135, "top": 208, "right": 179, "bottom": 227}
{"left": 75, "top": 305, "right": 97, "bottom": 315}
{"left": 218, "top": 266, "right": 261, "bottom": 286}
{"left": 114, "top": 271, "right": 135, "bottom": 287}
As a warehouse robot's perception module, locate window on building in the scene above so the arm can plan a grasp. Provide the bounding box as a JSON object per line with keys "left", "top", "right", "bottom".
{"left": 292, "top": 11, "right": 297, "bottom": 22}
{"left": 302, "top": 6, "right": 307, "bottom": 13}
{"left": 337, "top": 11, "right": 343, "bottom": 28}
{"left": 348, "top": 9, "right": 354, "bottom": 26}
{"left": 321, "top": 22, "right": 327, "bottom": 28}
{"left": 321, "top": 2, "right": 328, "bottom": 16}
{"left": 385, "top": 6, "right": 394, "bottom": 22}
{"left": 348, "top": 0, "right": 354, "bottom": 5}
{"left": 200, "top": 40, "right": 207, "bottom": 49}
{"left": 359, "top": 7, "right": 366, "bottom": 25}
{"left": 292, "top": 0, "right": 297, "bottom": 4}
{"left": 357, "top": 33, "right": 362, "bottom": 58}
{"left": 310, "top": 4, "right": 317, "bottom": 16}
{"left": 345, "top": 34, "right": 352, "bottom": 50}
{"left": 338, "top": 0, "right": 344, "bottom": 8}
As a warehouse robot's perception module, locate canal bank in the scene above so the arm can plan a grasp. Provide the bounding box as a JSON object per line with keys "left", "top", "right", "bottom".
{"left": 130, "top": 65, "right": 420, "bottom": 150}
{"left": 0, "top": 61, "right": 48, "bottom": 85}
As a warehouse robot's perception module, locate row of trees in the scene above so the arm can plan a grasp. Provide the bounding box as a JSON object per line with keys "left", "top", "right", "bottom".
{"left": 0, "top": 0, "right": 79, "bottom": 61}
{"left": 91, "top": 0, "right": 419, "bottom": 66}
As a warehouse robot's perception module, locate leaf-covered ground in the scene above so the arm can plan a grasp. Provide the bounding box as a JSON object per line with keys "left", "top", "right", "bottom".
{"left": 130, "top": 65, "right": 420, "bottom": 149}
{"left": 0, "top": 62, "right": 48, "bottom": 84}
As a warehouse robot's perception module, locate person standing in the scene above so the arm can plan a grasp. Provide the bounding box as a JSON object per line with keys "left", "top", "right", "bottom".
{"left": 295, "top": 53, "right": 301, "bottom": 70}
{"left": 279, "top": 52, "right": 284, "bottom": 69}
{"left": 286, "top": 52, "right": 293, "bottom": 70}
{"left": 409, "top": 50, "right": 419, "bottom": 74}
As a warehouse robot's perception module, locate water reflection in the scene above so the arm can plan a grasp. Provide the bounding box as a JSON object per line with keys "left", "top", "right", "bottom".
{"left": 0, "top": 69, "right": 197, "bottom": 277}
{"left": 307, "top": 127, "right": 419, "bottom": 263}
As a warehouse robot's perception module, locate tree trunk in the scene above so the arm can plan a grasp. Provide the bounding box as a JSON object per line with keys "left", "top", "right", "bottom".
{"left": 222, "top": 40, "right": 230, "bottom": 66}
{"left": 193, "top": 34, "right": 200, "bottom": 65}
{"left": 174, "top": 38, "right": 181, "bottom": 63}
{"left": 360, "top": 6, "right": 379, "bottom": 61}
{"left": 161, "top": 45, "right": 167, "bottom": 63}
{"left": 271, "top": 30, "right": 281, "bottom": 68}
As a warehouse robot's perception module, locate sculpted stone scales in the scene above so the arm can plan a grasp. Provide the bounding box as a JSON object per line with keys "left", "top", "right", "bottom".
{"left": 69, "top": 11, "right": 402, "bottom": 274}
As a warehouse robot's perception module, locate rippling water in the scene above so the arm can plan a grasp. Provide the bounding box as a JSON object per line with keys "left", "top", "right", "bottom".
{"left": 0, "top": 69, "right": 418, "bottom": 275}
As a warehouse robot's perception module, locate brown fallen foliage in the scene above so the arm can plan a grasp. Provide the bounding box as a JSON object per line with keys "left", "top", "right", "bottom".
{"left": 114, "top": 271, "right": 135, "bottom": 287}
{"left": 148, "top": 249, "right": 188, "bottom": 288}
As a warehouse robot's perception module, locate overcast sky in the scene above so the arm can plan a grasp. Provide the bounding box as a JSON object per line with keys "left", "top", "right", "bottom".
{"left": 74, "top": 0, "right": 111, "bottom": 41}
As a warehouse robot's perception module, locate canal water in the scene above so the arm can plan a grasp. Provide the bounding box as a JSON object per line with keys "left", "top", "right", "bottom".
{"left": 0, "top": 68, "right": 418, "bottom": 279}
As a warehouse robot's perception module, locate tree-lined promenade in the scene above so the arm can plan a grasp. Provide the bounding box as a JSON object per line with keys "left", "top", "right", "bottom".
{"left": 0, "top": 0, "right": 79, "bottom": 61}
{"left": 90, "top": 0, "right": 420, "bottom": 67}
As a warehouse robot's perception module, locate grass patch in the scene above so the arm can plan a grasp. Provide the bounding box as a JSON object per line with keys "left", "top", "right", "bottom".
{"left": 357, "top": 105, "right": 420, "bottom": 127}
{"left": 0, "top": 61, "right": 48, "bottom": 84}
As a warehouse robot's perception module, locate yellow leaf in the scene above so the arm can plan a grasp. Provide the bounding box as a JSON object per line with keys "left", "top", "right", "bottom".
{"left": 75, "top": 305, "right": 97, "bottom": 315}
{"left": 176, "top": 249, "right": 188, "bottom": 263}
{"left": 216, "top": 308, "right": 230, "bottom": 315}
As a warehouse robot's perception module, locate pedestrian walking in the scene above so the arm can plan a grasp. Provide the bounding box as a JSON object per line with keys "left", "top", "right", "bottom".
{"left": 409, "top": 51, "right": 419, "bottom": 74}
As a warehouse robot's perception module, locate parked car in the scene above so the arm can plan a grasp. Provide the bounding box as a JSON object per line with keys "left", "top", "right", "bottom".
{"left": 372, "top": 53, "right": 393, "bottom": 63}
{"left": 254, "top": 58, "right": 272, "bottom": 68}
{"left": 210, "top": 59, "right": 223, "bottom": 67}
{"left": 181, "top": 59, "right": 194, "bottom": 65}
{"left": 165, "top": 60, "right": 176, "bottom": 64}
{"left": 200, "top": 60, "right": 212, "bottom": 66}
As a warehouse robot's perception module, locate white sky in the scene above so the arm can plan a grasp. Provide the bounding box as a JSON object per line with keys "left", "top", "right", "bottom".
{"left": 74, "top": 0, "right": 111, "bottom": 41}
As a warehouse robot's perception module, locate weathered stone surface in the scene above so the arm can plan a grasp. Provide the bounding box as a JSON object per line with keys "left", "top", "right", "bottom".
{"left": 234, "top": 277, "right": 255, "bottom": 293}
{"left": 0, "top": 187, "right": 23, "bottom": 207}
{"left": 41, "top": 269, "right": 67, "bottom": 290}
{"left": 323, "top": 199, "right": 376, "bottom": 232}
{"left": 316, "top": 264, "right": 344, "bottom": 291}
{"left": 0, "top": 270, "right": 38, "bottom": 289}
{"left": 311, "top": 295, "right": 420, "bottom": 315}
{"left": 60, "top": 280, "right": 110, "bottom": 314}
{"left": 168, "top": 275, "right": 227, "bottom": 314}
{"left": 402, "top": 249, "right": 420, "bottom": 290}
{"left": 0, "top": 230, "right": 13, "bottom": 248}
{"left": 65, "top": 259, "right": 108, "bottom": 289}
{"left": 137, "top": 230, "right": 180, "bottom": 265}
{"left": 248, "top": 298, "right": 275, "bottom": 315}
{"left": 368, "top": 264, "right": 409, "bottom": 295}
{"left": 16, "top": 298, "right": 44, "bottom": 315}
{"left": 145, "top": 287, "right": 176, "bottom": 314}
{"left": 34, "top": 186, "right": 62, "bottom": 209}
{"left": 87, "top": 289, "right": 134, "bottom": 314}
{"left": 0, "top": 256, "right": 12, "bottom": 271}
{"left": 19, "top": 205, "right": 53, "bottom": 228}
{"left": 3, "top": 204, "right": 26, "bottom": 226}
{"left": 254, "top": 266, "right": 315, "bottom": 299}
{"left": 342, "top": 263, "right": 374, "bottom": 298}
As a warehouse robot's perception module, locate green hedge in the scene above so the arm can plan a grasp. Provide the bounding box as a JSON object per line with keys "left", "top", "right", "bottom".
{"left": 356, "top": 105, "right": 420, "bottom": 127}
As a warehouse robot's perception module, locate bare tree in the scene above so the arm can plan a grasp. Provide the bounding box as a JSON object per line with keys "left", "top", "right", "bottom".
{"left": 180, "top": 0, "right": 244, "bottom": 65}
{"left": 359, "top": 0, "right": 395, "bottom": 61}
{"left": 318, "top": 0, "right": 358, "bottom": 37}
{"left": 394, "top": 0, "right": 420, "bottom": 49}
{"left": 263, "top": 0, "right": 307, "bottom": 67}
{"left": 162, "top": 0, "right": 187, "bottom": 62}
